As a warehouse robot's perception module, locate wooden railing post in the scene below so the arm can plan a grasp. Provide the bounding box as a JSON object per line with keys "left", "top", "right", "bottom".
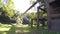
{"left": 44, "top": 0, "right": 52, "bottom": 29}
{"left": 31, "top": 19, "right": 33, "bottom": 28}
{"left": 36, "top": 6, "right": 40, "bottom": 28}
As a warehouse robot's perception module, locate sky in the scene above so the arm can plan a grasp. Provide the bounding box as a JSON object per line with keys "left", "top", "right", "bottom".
{"left": 13, "top": 0, "right": 38, "bottom": 13}
{"left": 2, "top": 0, "right": 39, "bottom": 13}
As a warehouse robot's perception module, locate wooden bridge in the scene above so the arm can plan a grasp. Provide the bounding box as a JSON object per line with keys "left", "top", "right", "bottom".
{"left": 21, "top": 0, "right": 60, "bottom": 32}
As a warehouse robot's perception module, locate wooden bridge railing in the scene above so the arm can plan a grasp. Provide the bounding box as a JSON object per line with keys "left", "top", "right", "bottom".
{"left": 20, "top": 0, "right": 47, "bottom": 28}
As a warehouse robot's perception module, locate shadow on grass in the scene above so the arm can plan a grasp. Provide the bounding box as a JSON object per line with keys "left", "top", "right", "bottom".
{"left": 0, "top": 24, "right": 60, "bottom": 34}
{"left": 6, "top": 25, "right": 16, "bottom": 34}
{"left": 5, "top": 25, "right": 33, "bottom": 34}
{"left": 5, "top": 24, "right": 46, "bottom": 34}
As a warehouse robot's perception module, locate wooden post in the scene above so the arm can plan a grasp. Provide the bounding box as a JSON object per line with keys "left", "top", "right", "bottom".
{"left": 36, "top": 6, "right": 40, "bottom": 28}
{"left": 31, "top": 19, "right": 33, "bottom": 28}
{"left": 44, "top": 0, "right": 52, "bottom": 29}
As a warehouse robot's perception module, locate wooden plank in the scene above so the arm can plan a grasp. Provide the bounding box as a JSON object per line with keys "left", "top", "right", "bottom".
{"left": 50, "top": 19, "right": 60, "bottom": 32}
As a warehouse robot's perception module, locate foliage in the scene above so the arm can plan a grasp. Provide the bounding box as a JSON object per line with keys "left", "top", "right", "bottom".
{"left": 28, "top": 12, "right": 37, "bottom": 19}
{"left": 25, "top": 12, "right": 37, "bottom": 25}
{"left": 0, "top": 0, "right": 16, "bottom": 23}
{"left": 0, "top": 0, "right": 14, "bottom": 18}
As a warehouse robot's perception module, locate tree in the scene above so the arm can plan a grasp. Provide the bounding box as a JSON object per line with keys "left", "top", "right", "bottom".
{"left": 0, "top": 0, "right": 16, "bottom": 23}
{"left": 0, "top": 0, "right": 15, "bottom": 18}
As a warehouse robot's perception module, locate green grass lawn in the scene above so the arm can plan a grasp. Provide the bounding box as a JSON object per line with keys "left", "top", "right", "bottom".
{"left": 0, "top": 23, "right": 60, "bottom": 34}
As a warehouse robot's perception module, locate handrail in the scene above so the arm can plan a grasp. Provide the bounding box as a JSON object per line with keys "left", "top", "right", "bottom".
{"left": 21, "top": 1, "right": 37, "bottom": 16}
{"left": 21, "top": 0, "right": 46, "bottom": 17}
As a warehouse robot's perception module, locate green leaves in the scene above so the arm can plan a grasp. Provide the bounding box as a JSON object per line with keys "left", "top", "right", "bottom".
{"left": 0, "top": 0, "right": 14, "bottom": 18}
{"left": 28, "top": 12, "right": 37, "bottom": 19}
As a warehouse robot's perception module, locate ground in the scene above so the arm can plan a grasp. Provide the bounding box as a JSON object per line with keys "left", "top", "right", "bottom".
{"left": 0, "top": 23, "right": 60, "bottom": 34}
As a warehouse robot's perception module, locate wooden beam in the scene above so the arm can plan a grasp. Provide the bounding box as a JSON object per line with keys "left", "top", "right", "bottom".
{"left": 36, "top": 6, "right": 40, "bottom": 28}
{"left": 44, "top": 0, "right": 52, "bottom": 29}
{"left": 21, "top": 1, "right": 46, "bottom": 17}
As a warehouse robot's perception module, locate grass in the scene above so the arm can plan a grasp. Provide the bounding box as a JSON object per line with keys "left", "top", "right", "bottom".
{"left": 0, "top": 23, "right": 60, "bottom": 34}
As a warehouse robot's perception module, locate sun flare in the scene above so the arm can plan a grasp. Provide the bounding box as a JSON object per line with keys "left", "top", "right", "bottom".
{"left": 13, "top": 0, "right": 37, "bottom": 13}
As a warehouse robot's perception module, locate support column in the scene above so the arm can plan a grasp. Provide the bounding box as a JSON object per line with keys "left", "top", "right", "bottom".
{"left": 31, "top": 19, "right": 33, "bottom": 28}
{"left": 36, "top": 6, "right": 40, "bottom": 28}
{"left": 44, "top": 0, "right": 52, "bottom": 29}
